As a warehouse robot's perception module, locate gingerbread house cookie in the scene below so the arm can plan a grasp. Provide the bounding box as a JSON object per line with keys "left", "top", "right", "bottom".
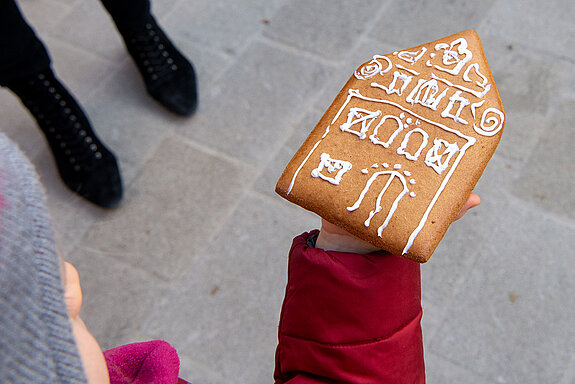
{"left": 275, "top": 30, "right": 505, "bottom": 263}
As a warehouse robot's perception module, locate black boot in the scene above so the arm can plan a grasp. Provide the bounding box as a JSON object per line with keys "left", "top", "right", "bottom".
{"left": 7, "top": 69, "right": 123, "bottom": 208}
{"left": 119, "top": 16, "right": 198, "bottom": 116}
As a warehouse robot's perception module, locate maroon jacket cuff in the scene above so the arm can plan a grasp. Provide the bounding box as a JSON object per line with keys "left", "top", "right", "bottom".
{"left": 275, "top": 231, "right": 425, "bottom": 384}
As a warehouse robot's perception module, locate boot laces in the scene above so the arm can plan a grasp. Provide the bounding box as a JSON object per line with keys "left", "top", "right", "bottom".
{"left": 21, "top": 73, "right": 104, "bottom": 172}
{"left": 130, "top": 23, "right": 179, "bottom": 83}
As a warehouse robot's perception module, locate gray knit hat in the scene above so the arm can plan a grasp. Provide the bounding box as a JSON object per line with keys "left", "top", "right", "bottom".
{"left": 0, "top": 133, "right": 87, "bottom": 383}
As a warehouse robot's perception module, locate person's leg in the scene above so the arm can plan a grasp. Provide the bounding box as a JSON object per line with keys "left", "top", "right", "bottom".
{"left": 0, "top": 0, "right": 51, "bottom": 83}
{"left": 99, "top": 0, "right": 151, "bottom": 31}
{"left": 100, "top": 0, "right": 198, "bottom": 116}
{"left": 0, "top": 0, "right": 123, "bottom": 208}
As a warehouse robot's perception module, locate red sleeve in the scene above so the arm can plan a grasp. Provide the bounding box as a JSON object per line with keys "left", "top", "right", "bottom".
{"left": 274, "top": 231, "right": 425, "bottom": 384}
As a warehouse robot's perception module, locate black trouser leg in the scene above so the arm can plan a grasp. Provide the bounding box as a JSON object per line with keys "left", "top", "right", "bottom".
{"left": 99, "top": 0, "right": 152, "bottom": 31}
{"left": 0, "top": 0, "right": 51, "bottom": 86}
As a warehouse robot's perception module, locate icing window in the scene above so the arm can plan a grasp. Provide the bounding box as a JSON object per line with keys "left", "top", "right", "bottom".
{"left": 311, "top": 153, "right": 352, "bottom": 185}
{"left": 340, "top": 107, "right": 382, "bottom": 139}
{"left": 424, "top": 138, "right": 460, "bottom": 174}
{"left": 397, "top": 128, "right": 430, "bottom": 161}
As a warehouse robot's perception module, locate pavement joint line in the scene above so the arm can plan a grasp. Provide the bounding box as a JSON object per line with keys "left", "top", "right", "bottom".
{"left": 256, "top": 33, "right": 345, "bottom": 68}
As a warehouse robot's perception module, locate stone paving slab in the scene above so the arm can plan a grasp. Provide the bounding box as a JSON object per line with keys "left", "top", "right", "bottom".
{"left": 2, "top": 0, "right": 575, "bottom": 383}
{"left": 430, "top": 199, "right": 575, "bottom": 384}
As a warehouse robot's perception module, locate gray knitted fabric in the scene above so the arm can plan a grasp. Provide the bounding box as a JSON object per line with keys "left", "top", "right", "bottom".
{"left": 0, "top": 133, "right": 87, "bottom": 383}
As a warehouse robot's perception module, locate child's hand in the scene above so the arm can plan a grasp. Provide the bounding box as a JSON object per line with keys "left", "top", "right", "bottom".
{"left": 316, "top": 192, "right": 481, "bottom": 254}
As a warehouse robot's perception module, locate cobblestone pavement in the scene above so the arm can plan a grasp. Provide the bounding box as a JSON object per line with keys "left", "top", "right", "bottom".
{"left": 1, "top": 0, "right": 574, "bottom": 383}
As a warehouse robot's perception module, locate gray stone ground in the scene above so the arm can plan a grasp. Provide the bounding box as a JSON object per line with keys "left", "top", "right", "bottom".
{"left": 2, "top": 0, "right": 574, "bottom": 383}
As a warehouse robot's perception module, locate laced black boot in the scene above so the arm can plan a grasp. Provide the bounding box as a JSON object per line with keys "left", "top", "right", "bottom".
{"left": 6, "top": 69, "right": 123, "bottom": 208}
{"left": 119, "top": 16, "right": 198, "bottom": 116}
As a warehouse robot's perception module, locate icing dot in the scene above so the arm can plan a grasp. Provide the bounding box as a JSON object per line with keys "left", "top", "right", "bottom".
{"left": 410, "top": 192, "right": 417, "bottom": 197}
{"left": 403, "top": 171, "right": 412, "bottom": 177}
{"left": 394, "top": 164, "right": 402, "bottom": 169}
{"left": 400, "top": 113, "right": 405, "bottom": 119}
{"left": 406, "top": 118, "right": 413, "bottom": 124}
{"left": 361, "top": 168, "right": 369, "bottom": 174}
{"left": 382, "top": 163, "right": 389, "bottom": 168}
{"left": 371, "top": 163, "right": 379, "bottom": 168}
{"left": 410, "top": 179, "right": 416, "bottom": 185}
{"left": 430, "top": 53, "right": 436, "bottom": 58}
{"left": 404, "top": 124, "right": 409, "bottom": 129}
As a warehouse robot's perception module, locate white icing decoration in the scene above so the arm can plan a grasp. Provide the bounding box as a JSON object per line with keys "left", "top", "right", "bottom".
{"left": 431, "top": 73, "right": 490, "bottom": 99}
{"left": 354, "top": 55, "right": 393, "bottom": 80}
{"left": 410, "top": 179, "right": 416, "bottom": 185}
{"left": 403, "top": 171, "right": 412, "bottom": 177}
{"left": 441, "top": 90, "right": 470, "bottom": 124}
{"left": 397, "top": 128, "right": 429, "bottom": 161}
{"left": 397, "top": 47, "right": 427, "bottom": 65}
{"left": 311, "top": 153, "right": 352, "bottom": 185}
{"left": 340, "top": 108, "right": 382, "bottom": 139}
{"left": 395, "top": 64, "right": 420, "bottom": 76}
{"left": 347, "top": 171, "right": 409, "bottom": 237}
{"left": 406, "top": 117, "right": 413, "bottom": 124}
{"left": 434, "top": 38, "right": 473, "bottom": 75}
{"left": 400, "top": 113, "right": 405, "bottom": 119}
{"left": 371, "top": 163, "right": 379, "bottom": 168}
{"left": 394, "top": 164, "right": 402, "bottom": 169}
{"left": 287, "top": 126, "right": 330, "bottom": 195}
{"left": 463, "top": 63, "right": 491, "bottom": 95}
{"left": 329, "top": 89, "right": 477, "bottom": 255}
{"left": 406, "top": 78, "right": 448, "bottom": 111}
{"left": 371, "top": 71, "right": 413, "bottom": 96}
{"left": 382, "top": 163, "right": 389, "bottom": 168}
{"left": 369, "top": 115, "right": 404, "bottom": 148}
{"left": 424, "top": 139, "right": 460, "bottom": 175}
{"left": 410, "top": 192, "right": 416, "bottom": 197}
{"left": 470, "top": 100, "right": 486, "bottom": 119}
{"left": 474, "top": 108, "right": 505, "bottom": 136}
{"left": 361, "top": 168, "right": 369, "bottom": 174}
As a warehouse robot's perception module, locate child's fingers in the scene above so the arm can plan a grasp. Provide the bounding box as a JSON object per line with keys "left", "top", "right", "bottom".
{"left": 63, "top": 262, "right": 83, "bottom": 319}
{"left": 454, "top": 192, "right": 481, "bottom": 221}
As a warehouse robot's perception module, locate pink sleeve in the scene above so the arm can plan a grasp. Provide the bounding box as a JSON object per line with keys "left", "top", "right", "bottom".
{"left": 274, "top": 231, "right": 425, "bottom": 384}
{"left": 104, "top": 340, "right": 183, "bottom": 384}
